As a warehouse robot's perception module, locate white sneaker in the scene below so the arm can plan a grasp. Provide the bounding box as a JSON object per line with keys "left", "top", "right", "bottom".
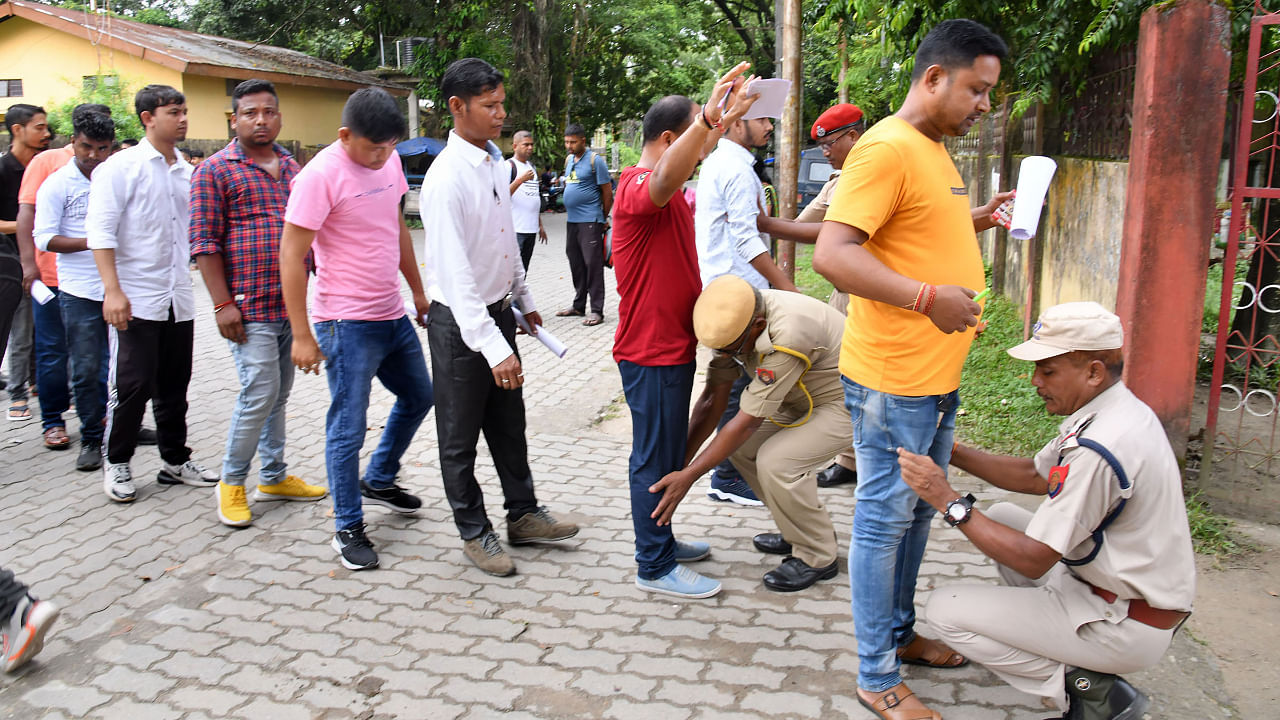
{"left": 103, "top": 462, "right": 136, "bottom": 503}
{"left": 158, "top": 460, "right": 218, "bottom": 487}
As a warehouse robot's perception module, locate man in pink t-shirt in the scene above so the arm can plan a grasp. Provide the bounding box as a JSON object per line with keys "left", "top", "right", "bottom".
{"left": 280, "top": 88, "right": 433, "bottom": 572}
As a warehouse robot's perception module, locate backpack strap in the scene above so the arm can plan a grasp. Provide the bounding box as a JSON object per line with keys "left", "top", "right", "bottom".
{"left": 1058, "top": 436, "right": 1130, "bottom": 567}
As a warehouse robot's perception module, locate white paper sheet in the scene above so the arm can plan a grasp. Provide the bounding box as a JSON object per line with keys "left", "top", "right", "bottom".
{"left": 513, "top": 308, "right": 569, "bottom": 359}
{"left": 741, "top": 78, "right": 792, "bottom": 120}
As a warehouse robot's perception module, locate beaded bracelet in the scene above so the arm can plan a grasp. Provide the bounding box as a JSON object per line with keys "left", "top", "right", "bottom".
{"left": 921, "top": 284, "right": 937, "bottom": 316}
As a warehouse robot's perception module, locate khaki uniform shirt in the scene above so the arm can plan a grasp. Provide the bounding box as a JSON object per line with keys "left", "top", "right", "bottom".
{"left": 1027, "top": 382, "right": 1196, "bottom": 612}
{"left": 707, "top": 290, "right": 846, "bottom": 421}
{"left": 794, "top": 170, "right": 841, "bottom": 224}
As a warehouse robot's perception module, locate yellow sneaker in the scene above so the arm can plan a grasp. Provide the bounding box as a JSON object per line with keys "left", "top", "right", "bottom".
{"left": 217, "top": 482, "right": 252, "bottom": 527}
{"left": 253, "top": 475, "right": 327, "bottom": 502}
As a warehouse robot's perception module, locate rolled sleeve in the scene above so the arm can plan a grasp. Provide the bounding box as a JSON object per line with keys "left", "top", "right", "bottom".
{"left": 1024, "top": 452, "right": 1117, "bottom": 557}
{"left": 188, "top": 163, "right": 227, "bottom": 256}
{"left": 739, "top": 350, "right": 807, "bottom": 419}
{"left": 722, "top": 173, "right": 769, "bottom": 263}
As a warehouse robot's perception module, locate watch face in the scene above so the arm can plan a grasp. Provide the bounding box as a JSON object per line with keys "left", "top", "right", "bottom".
{"left": 946, "top": 504, "right": 966, "bottom": 522}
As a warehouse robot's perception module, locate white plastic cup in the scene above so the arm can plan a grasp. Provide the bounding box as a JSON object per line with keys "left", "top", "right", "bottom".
{"left": 30, "top": 279, "right": 55, "bottom": 305}
{"left": 1009, "top": 156, "right": 1057, "bottom": 240}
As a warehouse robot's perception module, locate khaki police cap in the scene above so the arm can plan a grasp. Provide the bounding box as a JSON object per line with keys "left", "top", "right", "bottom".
{"left": 694, "top": 275, "right": 756, "bottom": 349}
{"left": 1007, "top": 301, "right": 1124, "bottom": 361}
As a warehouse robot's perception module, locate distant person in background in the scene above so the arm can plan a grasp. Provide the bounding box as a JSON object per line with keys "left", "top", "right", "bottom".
{"left": 557, "top": 122, "right": 611, "bottom": 327}
{"left": 1, "top": 103, "right": 50, "bottom": 423}
{"left": 507, "top": 130, "right": 547, "bottom": 271}
{"left": 192, "top": 78, "right": 327, "bottom": 529}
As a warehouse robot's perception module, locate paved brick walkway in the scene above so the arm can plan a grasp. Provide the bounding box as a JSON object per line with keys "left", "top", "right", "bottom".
{"left": 1, "top": 216, "right": 1230, "bottom": 718}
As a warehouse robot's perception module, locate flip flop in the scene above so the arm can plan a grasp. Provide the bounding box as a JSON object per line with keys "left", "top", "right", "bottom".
{"left": 43, "top": 426, "right": 71, "bottom": 450}
{"left": 583, "top": 313, "right": 604, "bottom": 326}
{"left": 555, "top": 308, "right": 585, "bottom": 317}
{"left": 897, "top": 634, "right": 969, "bottom": 668}
{"left": 8, "top": 402, "right": 31, "bottom": 422}
{"left": 856, "top": 683, "right": 942, "bottom": 720}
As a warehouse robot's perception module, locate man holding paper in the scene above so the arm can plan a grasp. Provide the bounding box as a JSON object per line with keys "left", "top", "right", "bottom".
{"left": 421, "top": 58, "right": 579, "bottom": 578}
{"left": 813, "top": 19, "right": 1014, "bottom": 720}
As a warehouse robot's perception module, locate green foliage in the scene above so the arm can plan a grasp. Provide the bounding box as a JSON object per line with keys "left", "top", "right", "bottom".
{"left": 46, "top": 74, "right": 143, "bottom": 142}
{"left": 956, "top": 291, "right": 1060, "bottom": 456}
{"left": 794, "top": 244, "right": 836, "bottom": 301}
{"left": 1185, "top": 490, "right": 1250, "bottom": 556}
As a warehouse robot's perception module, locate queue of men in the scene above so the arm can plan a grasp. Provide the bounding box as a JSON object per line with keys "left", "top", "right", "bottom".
{"left": 2, "top": 18, "right": 1195, "bottom": 720}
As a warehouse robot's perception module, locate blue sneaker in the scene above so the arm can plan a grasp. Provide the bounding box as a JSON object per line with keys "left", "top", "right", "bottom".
{"left": 674, "top": 539, "right": 710, "bottom": 563}
{"left": 635, "top": 565, "right": 722, "bottom": 599}
{"left": 707, "top": 474, "right": 763, "bottom": 506}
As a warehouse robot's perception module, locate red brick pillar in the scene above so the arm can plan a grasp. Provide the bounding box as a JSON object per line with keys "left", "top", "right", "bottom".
{"left": 1116, "top": 0, "right": 1230, "bottom": 457}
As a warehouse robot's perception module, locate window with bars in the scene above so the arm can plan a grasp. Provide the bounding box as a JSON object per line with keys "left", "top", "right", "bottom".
{"left": 0, "top": 80, "right": 22, "bottom": 97}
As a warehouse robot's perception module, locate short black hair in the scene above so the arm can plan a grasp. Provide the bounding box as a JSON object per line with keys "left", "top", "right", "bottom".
{"left": 440, "top": 58, "right": 504, "bottom": 104}
{"left": 564, "top": 122, "right": 586, "bottom": 139}
{"left": 642, "top": 95, "right": 696, "bottom": 144}
{"left": 134, "top": 84, "right": 185, "bottom": 123}
{"left": 74, "top": 111, "right": 115, "bottom": 142}
{"left": 341, "top": 87, "right": 406, "bottom": 143}
{"left": 186, "top": 147, "right": 205, "bottom": 159}
{"left": 232, "top": 78, "right": 278, "bottom": 113}
{"left": 4, "top": 103, "right": 44, "bottom": 135}
{"left": 121, "top": 137, "right": 139, "bottom": 148}
{"left": 912, "top": 19, "right": 1008, "bottom": 81}
{"left": 72, "top": 103, "right": 112, "bottom": 125}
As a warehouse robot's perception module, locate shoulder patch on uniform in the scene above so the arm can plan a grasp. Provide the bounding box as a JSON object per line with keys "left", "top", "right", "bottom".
{"left": 1047, "top": 464, "right": 1069, "bottom": 498}
{"left": 756, "top": 368, "right": 775, "bottom": 385}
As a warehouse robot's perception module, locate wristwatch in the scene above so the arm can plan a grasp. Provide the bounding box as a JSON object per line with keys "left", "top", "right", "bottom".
{"left": 943, "top": 494, "right": 978, "bottom": 527}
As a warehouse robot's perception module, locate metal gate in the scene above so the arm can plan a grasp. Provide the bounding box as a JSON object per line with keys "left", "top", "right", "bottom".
{"left": 1205, "top": 6, "right": 1280, "bottom": 515}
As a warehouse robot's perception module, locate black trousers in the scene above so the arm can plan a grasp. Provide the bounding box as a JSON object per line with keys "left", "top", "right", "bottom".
{"left": 713, "top": 372, "right": 751, "bottom": 479}
{"left": 565, "top": 221, "right": 605, "bottom": 314}
{"left": 105, "top": 309, "right": 193, "bottom": 465}
{"left": 0, "top": 567, "right": 29, "bottom": 621}
{"left": 427, "top": 301, "right": 539, "bottom": 540}
{"left": 516, "top": 232, "right": 536, "bottom": 272}
{"left": 0, "top": 255, "right": 22, "bottom": 390}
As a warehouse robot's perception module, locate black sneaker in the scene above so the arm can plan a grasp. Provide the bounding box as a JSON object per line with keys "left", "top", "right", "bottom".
{"left": 331, "top": 523, "right": 379, "bottom": 570}
{"left": 76, "top": 440, "right": 103, "bottom": 472}
{"left": 360, "top": 480, "right": 422, "bottom": 514}
{"left": 136, "top": 426, "right": 158, "bottom": 445}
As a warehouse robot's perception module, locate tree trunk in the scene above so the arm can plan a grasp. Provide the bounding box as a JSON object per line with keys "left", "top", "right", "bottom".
{"left": 562, "top": 2, "right": 583, "bottom": 130}
{"left": 776, "top": 0, "right": 801, "bottom": 280}
{"left": 837, "top": 19, "right": 848, "bottom": 104}
{"left": 511, "top": 0, "right": 555, "bottom": 127}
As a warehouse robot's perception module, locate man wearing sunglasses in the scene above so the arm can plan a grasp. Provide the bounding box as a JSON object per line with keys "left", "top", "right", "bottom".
{"left": 649, "top": 274, "right": 851, "bottom": 592}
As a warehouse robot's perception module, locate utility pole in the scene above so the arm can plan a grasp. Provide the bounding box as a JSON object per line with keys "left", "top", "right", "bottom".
{"left": 776, "top": 0, "right": 802, "bottom": 281}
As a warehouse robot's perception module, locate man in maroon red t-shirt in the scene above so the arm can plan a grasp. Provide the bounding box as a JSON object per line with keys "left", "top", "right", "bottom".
{"left": 612, "top": 65, "right": 759, "bottom": 599}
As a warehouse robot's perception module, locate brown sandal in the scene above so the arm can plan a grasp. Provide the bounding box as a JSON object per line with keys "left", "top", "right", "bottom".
{"left": 555, "top": 307, "right": 585, "bottom": 317}
{"left": 43, "top": 426, "right": 71, "bottom": 450}
{"left": 897, "top": 634, "right": 968, "bottom": 668}
{"left": 856, "top": 683, "right": 942, "bottom": 720}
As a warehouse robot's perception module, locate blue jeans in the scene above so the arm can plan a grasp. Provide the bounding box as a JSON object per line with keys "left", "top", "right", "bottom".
{"left": 32, "top": 288, "right": 70, "bottom": 430}
{"left": 59, "top": 292, "right": 108, "bottom": 444}
{"left": 314, "top": 316, "right": 433, "bottom": 532}
{"left": 222, "top": 321, "right": 294, "bottom": 486}
{"left": 843, "top": 377, "right": 959, "bottom": 692}
{"left": 618, "top": 361, "right": 695, "bottom": 580}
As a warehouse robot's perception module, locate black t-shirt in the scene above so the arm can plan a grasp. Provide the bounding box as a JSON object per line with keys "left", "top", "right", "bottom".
{"left": 0, "top": 150, "right": 24, "bottom": 260}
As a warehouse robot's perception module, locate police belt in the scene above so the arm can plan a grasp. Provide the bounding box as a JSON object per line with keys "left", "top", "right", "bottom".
{"left": 1087, "top": 583, "right": 1190, "bottom": 630}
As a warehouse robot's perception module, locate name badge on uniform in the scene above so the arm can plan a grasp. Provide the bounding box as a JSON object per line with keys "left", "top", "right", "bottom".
{"left": 1048, "top": 465, "right": 1069, "bottom": 498}
{"left": 756, "top": 368, "right": 775, "bottom": 385}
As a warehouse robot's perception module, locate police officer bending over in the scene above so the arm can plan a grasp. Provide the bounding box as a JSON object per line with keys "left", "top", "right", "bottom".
{"left": 650, "top": 274, "right": 851, "bottom": 592}
{"left": 897, "top": 302, "right": 1195, "bottom": 719}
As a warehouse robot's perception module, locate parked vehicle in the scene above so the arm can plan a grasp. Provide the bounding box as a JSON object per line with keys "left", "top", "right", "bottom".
{"left": 797, "top": 147, "right": 833, "bottom": 209}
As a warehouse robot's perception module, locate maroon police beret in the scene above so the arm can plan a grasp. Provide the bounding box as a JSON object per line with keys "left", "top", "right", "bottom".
{"left": 811, "top": 104, "right": 865, "bottom": 140}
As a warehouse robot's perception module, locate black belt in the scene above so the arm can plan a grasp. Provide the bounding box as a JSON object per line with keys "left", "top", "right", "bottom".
{"left": 487, "top": 293, "right": 514, "bottom": 313}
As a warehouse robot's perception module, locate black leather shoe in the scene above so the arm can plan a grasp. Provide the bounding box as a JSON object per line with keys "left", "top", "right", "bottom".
{"left": 763, "top": 556, "right": 839, "bottom": 592}
{"left": 137, "top": 426, "right": 158, "bottom": 445}
{"left": 816, "top": 463, "right": 857, "bottom": 488}
{"left": 752, "top": 532, "right": 792, "bottom": 555}
{"left": 1059, "top": 670, "right": 1150, "bottom": 720}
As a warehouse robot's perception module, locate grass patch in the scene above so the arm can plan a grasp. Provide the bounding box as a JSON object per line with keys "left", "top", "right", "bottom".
{"left": 405, "top": 215, "right": 424, "bottom": 229}
{"left": 793, "top": 243, "right": 835, "bottom": 301}
{"left": 956, "top": 293, "right": 1060, "bottom": 456}
{"left": 1185, "top": 490, "right": 1251, "bottom": 557}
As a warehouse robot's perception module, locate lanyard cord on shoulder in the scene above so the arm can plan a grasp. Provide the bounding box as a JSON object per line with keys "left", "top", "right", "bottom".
{"left": 760, "top": 344, "right": 814, "bottom": 429}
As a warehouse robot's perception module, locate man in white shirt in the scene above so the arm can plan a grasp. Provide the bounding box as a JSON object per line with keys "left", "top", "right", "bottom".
{"left": 34, "top": 110, "right": 114, "bottom": 472}
{"left": 421, "top": 58, "right": 580, "bottom": 577}
{"left": 87, "top": 84, "right": 219, "bottom": 503}
{"left": 507, "top": 130, "right": 546, "bottom": 270}
{"left": 693, "top": 108, "right": 795, "bottom": 507}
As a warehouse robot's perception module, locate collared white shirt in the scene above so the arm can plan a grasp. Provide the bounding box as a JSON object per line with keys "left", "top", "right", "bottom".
{"left": 508, "top": 156, "right": 541, "bottom": 234}
{"left": 86, "top": 137, "right": 195, "bottom": 322}
{"left": 422, "top": 131, "right": 536, "bottom": 367}
{"left": 34, "top": 158, "right": 103, "bottom": 301}
{"left": 694, "top": 138, "right": 770, "bottom": 289}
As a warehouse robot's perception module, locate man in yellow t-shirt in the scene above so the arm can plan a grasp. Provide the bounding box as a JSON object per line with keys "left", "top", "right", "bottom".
{"left": 812, "top": 18, "right": 1013, "bottom": 720}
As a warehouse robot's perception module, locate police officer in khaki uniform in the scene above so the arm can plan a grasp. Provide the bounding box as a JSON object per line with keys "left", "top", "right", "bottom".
{"left": 758, "top": 103, "right": 865, "bottom": 489}
{"left": 896, "top": 302, "right": 1196, "bottom": 719}
{"left": 649, "top": 274, "right": 851, "bottom": 591}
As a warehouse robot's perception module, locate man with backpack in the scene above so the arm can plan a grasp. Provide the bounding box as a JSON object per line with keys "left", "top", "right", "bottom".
{"left": 557, "top": 123, "right": 610, "bottom": 327}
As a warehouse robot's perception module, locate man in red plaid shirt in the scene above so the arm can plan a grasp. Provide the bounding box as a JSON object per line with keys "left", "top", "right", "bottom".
{"left": 191, "top": 79, "right": 327, "bottom": 527}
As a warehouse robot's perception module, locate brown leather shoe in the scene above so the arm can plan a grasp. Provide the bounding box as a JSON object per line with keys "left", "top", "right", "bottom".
{"left": 507, "top": 507, "right": 579, "bottom": 544}
{"left": 463, "top": 531, "right": 515, "bottom": 576}
{"left": 856, "top": 683, "right": 942, "bottom": 720}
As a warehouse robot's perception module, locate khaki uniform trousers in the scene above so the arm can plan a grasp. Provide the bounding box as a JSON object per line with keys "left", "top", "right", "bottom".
{"left": 729, "top": 401, "right": 850, "bottom": 567}
{"left": 827, "top": 289, "right": 856, "bottom": 473}
{"left": 923, "top": 502, "right": 1177, "bottom": 710}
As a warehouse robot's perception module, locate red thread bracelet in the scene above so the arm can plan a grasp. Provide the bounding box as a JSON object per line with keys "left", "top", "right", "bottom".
{"left": 213, "top": 301, "right": 234, "bottom": 313}
{"left": 921, "top": 285, "right": 937, "bottom": 316}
